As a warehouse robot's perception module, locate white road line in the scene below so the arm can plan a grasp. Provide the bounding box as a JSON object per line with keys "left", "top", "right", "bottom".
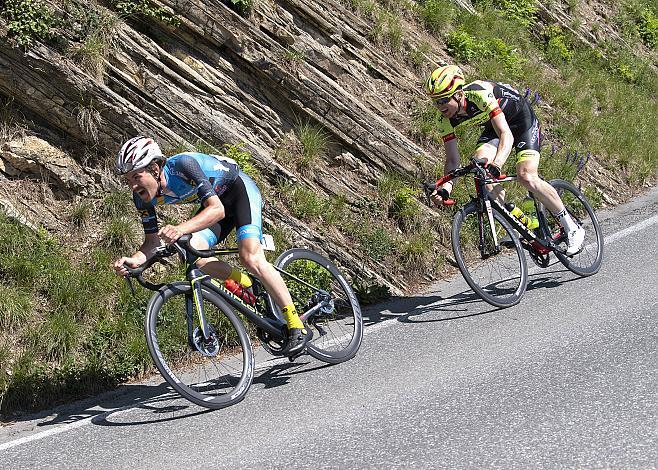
{"left": 2, "top": 212, "right": 658, "bottom": 452}
{"left": 604, "top": 214, "right": 658, "bottom": 245}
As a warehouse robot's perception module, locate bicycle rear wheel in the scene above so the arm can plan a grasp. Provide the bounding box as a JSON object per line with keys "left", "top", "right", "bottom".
{"left": 452, "top": 201, "right": 528, "bottom": 308}
{"left": 275, "top": 249, "right": 363, "bottom": 364}
{"left": 541, "top": 179, "right": 604, "bottom": 276}
{"left": 145, "top": 281, "right": 254, "bottom": 409}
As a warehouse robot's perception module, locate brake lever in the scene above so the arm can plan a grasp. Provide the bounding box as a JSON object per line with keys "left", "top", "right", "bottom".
{"left": 124, "top": 276, "right": 136, "bottom": 296}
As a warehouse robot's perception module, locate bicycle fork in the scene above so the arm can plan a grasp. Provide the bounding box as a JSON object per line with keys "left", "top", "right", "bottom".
{"left": 476, "top": 198, "right": 502, "bottom": 258}
{"left": 186, "top": 268, "right": 213, "bottom": 348}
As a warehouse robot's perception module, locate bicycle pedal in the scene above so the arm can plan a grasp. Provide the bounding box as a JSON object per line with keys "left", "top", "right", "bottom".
{"left": 288, "top": 349, "right": 307, "bottom": 362}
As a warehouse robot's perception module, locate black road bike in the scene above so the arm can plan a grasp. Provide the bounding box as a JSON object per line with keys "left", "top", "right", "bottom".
{"left": 424, "top": 157, "right": 603, "bottom": 308}
{"left": 124, "top": 234, "right": 363, "bottom": 409}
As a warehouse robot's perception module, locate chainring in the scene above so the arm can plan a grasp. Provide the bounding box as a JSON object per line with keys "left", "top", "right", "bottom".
{"left": 529, "top": 250, "right": 551, "bottom": 268}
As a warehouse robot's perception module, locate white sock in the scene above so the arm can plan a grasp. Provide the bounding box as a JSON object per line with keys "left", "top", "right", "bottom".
{"left": 554, "top": 208, "right": 577, "bottom": 232}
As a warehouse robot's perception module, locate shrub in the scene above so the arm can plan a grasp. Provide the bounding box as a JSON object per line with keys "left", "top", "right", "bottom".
{"left": 353, "top": 280, "right": 391, "bottom": 305}
{"left": 446, "top": 29, "right": 485, "bottom": 62}
{"left": 111, "top": 0, "right": 180, "bottom": 25}
{"left": 225, "top": 0, "right": 254, "bottom": 17}
{"left": 637, "top": 9, "right": 658, "bottom": 48}
{"left": 484, "top": 0, "right": 537, "bottom": 27}
{"left": 544, "top": 25, "right": 574, "bottom": 62}
{"left": 1, "top": 0, "right": 56, "bottom": 46}
{"left": 223, "top": 142, "right": 258, "bottom": 178}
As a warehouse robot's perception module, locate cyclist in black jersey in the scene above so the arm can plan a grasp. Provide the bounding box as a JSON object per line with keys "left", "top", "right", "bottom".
{"left": 424, "top": 65, "right": 585, "bottom": 255}
{"left": 111, "top": 136, "right": 310, "bottom": 354}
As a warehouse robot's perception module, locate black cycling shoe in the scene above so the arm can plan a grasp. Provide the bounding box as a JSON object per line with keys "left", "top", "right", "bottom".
{"left": 284, "top": 327, "right": 311, "bottom": 356}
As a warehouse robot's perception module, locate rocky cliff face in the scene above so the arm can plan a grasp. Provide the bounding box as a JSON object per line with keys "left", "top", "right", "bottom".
{"left": 0, "top": 0, "right": 649, "bottom": 294}
{"left": 1, "top": 0, "right": 457, "bottom": 293}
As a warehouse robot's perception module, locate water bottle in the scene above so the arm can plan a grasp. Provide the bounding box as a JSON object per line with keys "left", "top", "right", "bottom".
{"left": 521, "top": 196, "right": 539, "bottom": 230}
{"left": 224, "top": 279, "right": 256, "bottom": 305}
{"left": 505, "top": 202, "right": 535, "bottom": 230}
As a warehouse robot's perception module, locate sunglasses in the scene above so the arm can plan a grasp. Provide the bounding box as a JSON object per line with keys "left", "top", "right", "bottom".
{"left": 432, "top": 96, "right": 453, "bottom": 106}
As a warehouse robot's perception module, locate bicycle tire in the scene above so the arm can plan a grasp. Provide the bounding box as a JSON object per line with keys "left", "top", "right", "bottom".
{"left": 145, "top": 281, "right": 254, "bottom": 409}
{"left": 275, "top": 249, "right": 363, "bottom": 364}
{"left": 542, "top": 179, "right": 604, "bottom": 276}
{"left": 452, "top": 201, "right": 528, "bottom": 308}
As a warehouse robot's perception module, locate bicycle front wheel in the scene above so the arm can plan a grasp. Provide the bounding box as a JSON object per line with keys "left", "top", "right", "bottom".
{"left": 145, "top": 282, "right": 254, "bottom": 409}
{"left": 542, "top": 179, "right": 604, "bottom": 276}
{"left": 275, "top": 249, "right": 363, "bottom": 364}
{"left": 452, "top": 201, "right": 528, "bottom": 308}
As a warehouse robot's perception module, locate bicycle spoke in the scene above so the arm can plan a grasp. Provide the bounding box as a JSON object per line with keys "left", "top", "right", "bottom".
{"left": 544, "top": 180, "right": 604, "bottom": 276}
{"left": 452, "top": 203, "right": 527, "bottom": 307}
{"left": 276, "top": 249, "right": 363, "bottom": 363}
{"left": 147, "top": 285, "right": 253, "bottom": 408}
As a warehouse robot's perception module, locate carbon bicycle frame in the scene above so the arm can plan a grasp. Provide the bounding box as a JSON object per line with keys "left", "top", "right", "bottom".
{"left": 471, "top": 174, "right": 558, "bottom": 256}
{"left": 183, "top": 247, "right": 330, "bottom": 345}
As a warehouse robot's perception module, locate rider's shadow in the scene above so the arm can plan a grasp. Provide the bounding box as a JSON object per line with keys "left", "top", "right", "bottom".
{"left": 253, "top": 361, "right": 332, "bottom": 390}
{"left": 526, "top": 266, "right": 581, "bottom": 291}
{"left": 363, "top": 288, "right": 499, "bottom": 326}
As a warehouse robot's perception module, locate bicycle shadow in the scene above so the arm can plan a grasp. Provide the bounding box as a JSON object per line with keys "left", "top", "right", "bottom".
{"left": 361, "top": 288, "right": 496, "bottom": 327}
{"left": 362, "top": 263, "right": 582, "bottom": 326}
{"left": 252, "top": 361, "right": 332, "bottom": 390}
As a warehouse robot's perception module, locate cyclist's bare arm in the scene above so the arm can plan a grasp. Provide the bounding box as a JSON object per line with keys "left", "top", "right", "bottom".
{"left": 489, "top": 112, "right": 514, "bottom": 168}
{"left": 113, "top": 232, "right": 161, "bottom": 276}
{"left": 443, "top": 138, "right": 461, "bottom": 176}
{"left": 158, "top": 195, "right": 225, "bottom": 244}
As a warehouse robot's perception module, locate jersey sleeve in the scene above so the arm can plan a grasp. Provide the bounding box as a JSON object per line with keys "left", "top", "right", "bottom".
{"left": 437, "top": 115, "right": 457, "bottom": 143}
{"left": 173, "top": 154, "right": 217, "bottom": 203}
{"left": 468, "top": 82, "right": 502, "bottom": 119}
{"left": 133, "top": 193, "right": 158, "bottom": 234}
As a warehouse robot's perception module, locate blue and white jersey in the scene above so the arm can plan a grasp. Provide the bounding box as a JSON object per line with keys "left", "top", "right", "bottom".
{"left": 134, "top": 152, "right": 240, "bottom": 234}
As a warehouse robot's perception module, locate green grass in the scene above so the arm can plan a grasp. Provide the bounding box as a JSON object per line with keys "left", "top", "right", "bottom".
{"left": 102, "top": 216, "right": 138, "bottom": 252}
{"left": 101, "top": 190, "right": 132, "bottom": 217}
{"left": 416, "top": 0, "right": 457, "bottom": 33}
{"left": 349, "top": 219, "right": 395, "bottom": 262}
{"left": 0, "top": 286, "right": 32, "bottom": 331}
{"left": 69, "top": 200, "right": 92, "bottom": 228}
{"left": 279, "top": 184, "right": 350, "bottom": 231}
{"left": 396, "top": 231, "right": 434, "bottom": 272}
{"left": 294, "top": 120, "right": 329, "bottom": 170}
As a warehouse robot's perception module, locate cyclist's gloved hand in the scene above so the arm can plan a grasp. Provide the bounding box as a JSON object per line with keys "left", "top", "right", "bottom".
{"left": 487, "top": 163, "right": 502, "bottom": 179}
{"left": 430, "top": 187, "right": 451, "bottom": 207}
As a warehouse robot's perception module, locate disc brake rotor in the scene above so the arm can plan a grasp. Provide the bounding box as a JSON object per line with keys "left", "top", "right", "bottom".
{"left": 192, "top": 325, "right": 220, "bottom": 357}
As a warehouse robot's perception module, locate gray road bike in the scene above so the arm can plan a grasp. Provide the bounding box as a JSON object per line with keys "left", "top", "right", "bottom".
{"left": 124, "top": 234, "right": 363, "bottom": 409}
{"left": 424, "top": 157, "right": 603, "bottom": 308}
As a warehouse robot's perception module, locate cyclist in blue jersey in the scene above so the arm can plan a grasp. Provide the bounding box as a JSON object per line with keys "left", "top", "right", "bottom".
{"left": 424, "top": 65, "right": 585, "bottom": 255}
{"left": 112, "top": 136, "right": 309, "bottom": 355}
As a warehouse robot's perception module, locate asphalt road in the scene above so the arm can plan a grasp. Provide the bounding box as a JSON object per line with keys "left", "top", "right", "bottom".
{"left": 1, "top": 185, "right": 657, "bottom": 469}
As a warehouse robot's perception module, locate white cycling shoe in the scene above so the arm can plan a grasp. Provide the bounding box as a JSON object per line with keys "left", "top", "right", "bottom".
{"left": 565, "top": 225, "right": 585, "bottom": 255}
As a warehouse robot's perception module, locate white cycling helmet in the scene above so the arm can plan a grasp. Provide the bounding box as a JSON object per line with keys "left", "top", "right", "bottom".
{"left": 116, "top": 136, "right": 164, "bottom": 175}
